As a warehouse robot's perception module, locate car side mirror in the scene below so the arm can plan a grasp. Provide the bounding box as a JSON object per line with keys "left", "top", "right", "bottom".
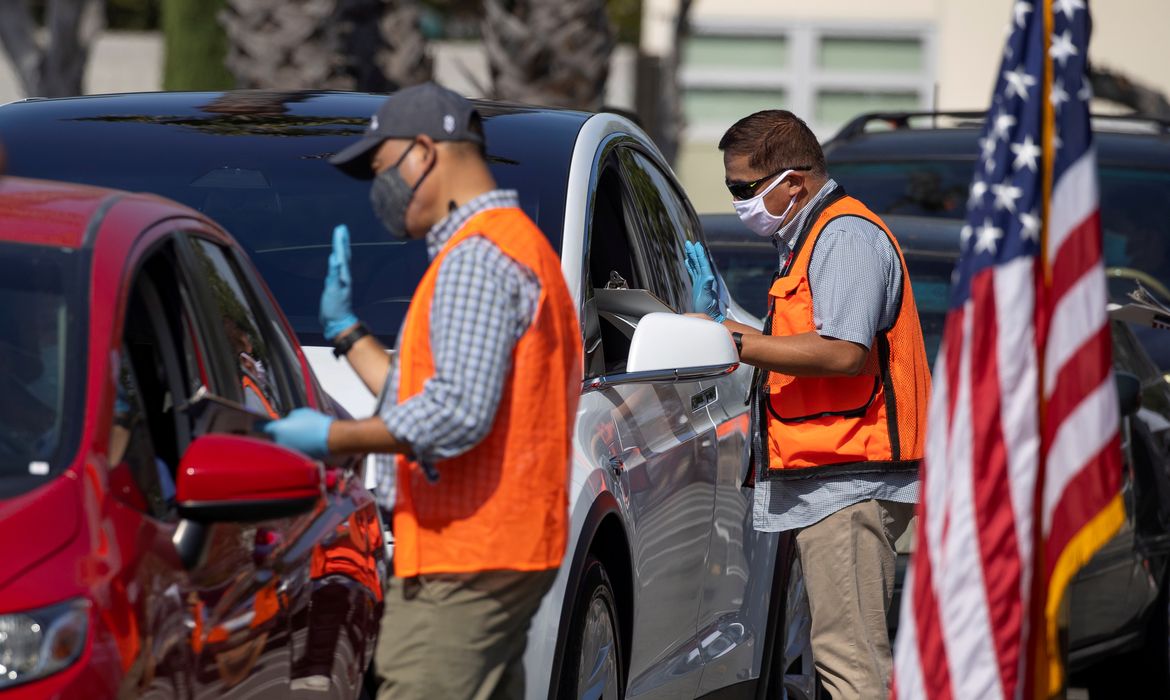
{"left": 176, "top": 434, "right": 323, "bottom": 523}
{"left": 624, "top": 312, "right": 739, "bottom": 377}
{"left": 1115, "top": 371, "right": 1141, "bottom": 418}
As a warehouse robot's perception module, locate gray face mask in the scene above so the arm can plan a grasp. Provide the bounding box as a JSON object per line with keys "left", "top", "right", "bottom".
{"left": 369, "top": 142, "right": 432, "bottom": 240}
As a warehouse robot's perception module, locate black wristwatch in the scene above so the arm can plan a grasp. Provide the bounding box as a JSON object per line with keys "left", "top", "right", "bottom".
{"left": 332, "top": 322, "right": 371, "bottom": 358}
{"left": 731, "top": 331, "right": 744, "bottom": 358}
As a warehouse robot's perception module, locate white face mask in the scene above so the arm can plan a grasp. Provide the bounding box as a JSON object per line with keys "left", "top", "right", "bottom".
{"left": 732, "top": 169, "right": 797, "bottom": 238}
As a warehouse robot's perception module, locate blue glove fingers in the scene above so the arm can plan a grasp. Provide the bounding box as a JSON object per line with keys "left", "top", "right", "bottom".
{"left": 695, "top": 243, "right": 715, "bottom": 279}
{"left": 262, "top": 408, "right": 333, "bottom": 459}
{"left": 333, "top": 225, "right": 352, "bottom": 287}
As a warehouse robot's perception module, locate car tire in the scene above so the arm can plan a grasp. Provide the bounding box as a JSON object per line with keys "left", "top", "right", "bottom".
{"left": 557, "top": 555, "right": 624, "bottom": 700}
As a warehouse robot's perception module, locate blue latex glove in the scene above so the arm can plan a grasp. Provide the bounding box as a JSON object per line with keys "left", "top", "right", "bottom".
{"left": 262, "top": 408, "right": 334, "bottom": 459}
{"left": 320, "top": 224, "right": 359, "bottom": 341}
{"left": 684, "top": 240, "right": 726, "bottom": 323}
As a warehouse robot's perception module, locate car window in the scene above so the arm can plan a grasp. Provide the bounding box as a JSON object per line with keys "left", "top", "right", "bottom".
{"left": 586, "top": 160, "right": 644, "bottom": 375}
{"left": 108, "top": 243, "right": 202, "bottom": 520}
{"left": 187, "top": 237, "right": 302, "bottom": 418}
{"left": 616, "top": 148, "right": 698, "bottom": 314}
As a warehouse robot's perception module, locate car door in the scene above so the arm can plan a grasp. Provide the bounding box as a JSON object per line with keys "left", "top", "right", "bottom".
{"left": 578, "top": 145, "right": 717, "bottom": 699}
{"left": 180, "top": 230, "right": 384, "bottom": 696}
{"left": 615, "top": 148, "right": 774, "bottom": 691}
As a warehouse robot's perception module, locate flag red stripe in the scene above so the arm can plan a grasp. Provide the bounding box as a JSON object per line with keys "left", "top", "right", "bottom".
{"left": 968, "top": 272, "right": 1023, "bottom": 697}
{"left": 909, "top": 503, "right": 955, "bottom": 700}
{"left": 1043, "top": 324, "right": 1113, "bottom": 446}
{"left": 1049, "top": 211, "right": 1103, "bottom": 303}
{"left": 1043, "top": 436, "right": 1122, "bottom": 581}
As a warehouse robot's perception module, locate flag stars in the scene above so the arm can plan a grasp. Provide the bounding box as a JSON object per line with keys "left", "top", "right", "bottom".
{"left": 1020, "top": 210, "right": 1040, "bottom": 242}
{"left": 979, "top": 135, "right": 997, "bottom": 161}
{"left": 961, "top": 224, "right": 974, "bottom": 251}
{"left": 1050, "top": 79, "right": 1069, "bottom": 112}
{"left": 1012, "top": 0, "right": 1032, "bottom": 28}
{"left": 1005, "top": 66, "right": 1037, "bottom": 100}
{"left": 992, "top": 183, "right": 1023, "bottom": 213}
{"left": 993, "top": 112, "right": 1018, "bottom": 141}
{"left": 1078, "top": 77, "right": 1094, "bottom": 102}
{"left": 1055, "top": 0, "right": 1085, "bottom": 21}
{"left": 975, "top": 218, "right": 1005, "bottom": 254}
{"left": 969, "top": 178, "right": 989, "bottom": 208}
{"left": 1050, "top": 30, "right": 1078, "bottom": 68}
{"left": 1011, "top": 135, "right": 1041, "bottom": 172}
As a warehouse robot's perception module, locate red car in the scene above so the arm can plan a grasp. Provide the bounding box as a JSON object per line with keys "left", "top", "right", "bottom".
{"left": 0, "top": 177, "right": 385, "bottom": 698}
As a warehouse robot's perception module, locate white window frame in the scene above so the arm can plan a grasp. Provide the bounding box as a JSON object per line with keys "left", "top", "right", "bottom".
{"left": 681, "top": 20, "right": 938, "bottom": 141}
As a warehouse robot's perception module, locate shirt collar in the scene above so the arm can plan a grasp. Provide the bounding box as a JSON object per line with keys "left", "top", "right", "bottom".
{"left": 425, "top": 189, "right": 521, "bottom": 259}
{"left": 775, "top": 179, "right": 838, "bottom": 251}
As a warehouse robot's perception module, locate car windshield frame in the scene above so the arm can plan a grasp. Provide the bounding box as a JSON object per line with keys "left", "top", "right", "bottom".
{"left": 0, "top": 242, "right": 89, "bottom": 498}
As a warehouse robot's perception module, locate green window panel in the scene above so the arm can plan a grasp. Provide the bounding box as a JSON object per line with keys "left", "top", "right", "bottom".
{"left": 684, "top": 36, "right": 789, "bottom": 70}
{"left": 818, "top": 37, "right": 923, "bottom": 72}
{"left": 684, "top": 89, "right": 787, "bottom": 125}
{"left": 815, "top": 90, "right": 920, "bottom": 127}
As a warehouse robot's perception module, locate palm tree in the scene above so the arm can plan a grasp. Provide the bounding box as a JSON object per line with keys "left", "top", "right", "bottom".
{"left": 218, "top": 0, "right": 432, "bottom": 91}
{"left": 482, "top": 0, "right": 615, "bottom": 111}
{"left": 0, "top": 0, "right": 104, "bottom": 98}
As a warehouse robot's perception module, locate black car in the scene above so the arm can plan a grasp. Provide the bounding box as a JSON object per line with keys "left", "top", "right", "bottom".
{"left": 700, "top": 110, "right": 1170, "bottom": 697}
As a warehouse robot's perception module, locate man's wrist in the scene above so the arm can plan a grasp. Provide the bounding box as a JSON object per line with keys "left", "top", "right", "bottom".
{"left": 332, "top": 321, "right": 370, "bottom": 358}
{"left": 731, "top": 331, "right": 744, "bottom": 358}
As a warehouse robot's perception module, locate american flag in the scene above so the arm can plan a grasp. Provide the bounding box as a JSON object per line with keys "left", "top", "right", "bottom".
{"left": 892, "top": 1, "right": 1123, "bottom": 699}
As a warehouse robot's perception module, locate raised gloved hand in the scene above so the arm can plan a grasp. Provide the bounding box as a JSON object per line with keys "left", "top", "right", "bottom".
{"left": 262, "top": 408, "right": 334, "bottom": 459}
{"left": 684, "top": 240, "right": 726, "bottom": 323}
{"left": 320, "top": 224, "right": 359, "bottom": 341}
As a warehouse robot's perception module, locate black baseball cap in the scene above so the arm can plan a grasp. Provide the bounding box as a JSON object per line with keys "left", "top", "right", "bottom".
{"left": 330, "top": 82, "right": 484, "bottom": 179}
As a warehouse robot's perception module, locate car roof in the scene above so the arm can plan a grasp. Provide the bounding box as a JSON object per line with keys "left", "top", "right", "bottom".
{"left": 0, "top": 176, "right": 124, "bottom": 248}
{"left": 700, "top": 211, "right": 961, "bottom": 259}
{"left": 822, "top": 110, "right": 1170, "bottom": 170}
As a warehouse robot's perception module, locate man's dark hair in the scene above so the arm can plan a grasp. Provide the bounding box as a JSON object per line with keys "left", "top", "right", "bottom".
{"left": 718, "top": 110, "right": 827, "bottom": 177}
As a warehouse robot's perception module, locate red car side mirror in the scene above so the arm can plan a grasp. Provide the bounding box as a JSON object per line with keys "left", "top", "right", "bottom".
{"left": 176, "top": 434, "right": 323, "bottom": 523}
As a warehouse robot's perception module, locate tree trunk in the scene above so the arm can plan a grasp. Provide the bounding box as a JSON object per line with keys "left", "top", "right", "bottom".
{"left": 219, "top": 0, "right": 431, "bottom": 92}
{"left": 482, "top": 0, "right": 615, "bottom": 111}
{"left": 0, "top": 0, "right": 105, "bottom": 98}
{"left": 162, "top": 0, "right": 234, "bottom": 90}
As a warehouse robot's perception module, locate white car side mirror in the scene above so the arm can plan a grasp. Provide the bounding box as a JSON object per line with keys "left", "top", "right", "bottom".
{"left": 626, "top": 312, "right": 738, "bottom": 374}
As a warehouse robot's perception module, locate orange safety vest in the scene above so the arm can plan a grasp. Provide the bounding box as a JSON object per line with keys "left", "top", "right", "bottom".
{"left": 761, "top": 191, "right": 930, "bottom": 479}
{"left": 393, "top": 207, "right": 582, "bottom": 577}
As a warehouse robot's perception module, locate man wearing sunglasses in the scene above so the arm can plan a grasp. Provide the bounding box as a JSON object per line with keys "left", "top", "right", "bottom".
{"left": 686, "top": 109, "right": 930, "bottom": 700}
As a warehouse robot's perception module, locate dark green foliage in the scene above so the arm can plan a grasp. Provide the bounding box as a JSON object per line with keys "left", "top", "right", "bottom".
{"left": 161, "top": 0, "right": 233, "bottom": 90}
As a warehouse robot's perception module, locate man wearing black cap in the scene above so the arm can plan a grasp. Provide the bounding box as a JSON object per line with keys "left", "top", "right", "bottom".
{"left": 263, "top": 83, "right": 582, "bottom": 699}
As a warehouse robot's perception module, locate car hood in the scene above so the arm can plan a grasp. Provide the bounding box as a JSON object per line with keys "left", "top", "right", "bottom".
{"left": 0, "top": 473, "right": 81, "bottom": 594}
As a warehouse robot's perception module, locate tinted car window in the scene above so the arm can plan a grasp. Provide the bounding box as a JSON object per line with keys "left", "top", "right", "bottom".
{"left": 189, "top": 238, "right": 295, "bottom": 418}
{"left": 617, "top": 148, "right": 697, "bottom": 313}
{"left": 0, "top": 94, "right": 581, "bottom": 346}
{"left": 0, "top": 243, "right": 86, "bottom": 496}
{"left": 830, "top": 160, "right": 1170, "bottom": 300}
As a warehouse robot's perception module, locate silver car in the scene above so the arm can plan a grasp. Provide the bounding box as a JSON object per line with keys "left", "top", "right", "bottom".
{"left": 0, "top": 92, "right": 813, "bottom": 700}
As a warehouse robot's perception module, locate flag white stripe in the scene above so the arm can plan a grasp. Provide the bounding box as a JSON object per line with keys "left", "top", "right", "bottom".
{"left": 938, "top": 308, "right": 1005, "bottom": 700}
{"left": 1043, "top": 266, "right": 1109, "bottom": 397}
{"left": 1047, "top": 151, "right": 1098, "bottom": 260}
{"left": 893, "top": 557, "right": 929, "bottom": 700}
{"left": 1043, "top": 376, "right": 1119, "bottom": 533}
{"left": 993, "top": 259, "right": 1040, "bottom": 612}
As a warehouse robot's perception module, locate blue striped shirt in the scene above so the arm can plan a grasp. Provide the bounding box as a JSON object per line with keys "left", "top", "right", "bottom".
{"left": 373, "top": 190, "right": 540, "bottom": 511}
{"left": 754, "top": 179, "right": 919, "bottom": 532}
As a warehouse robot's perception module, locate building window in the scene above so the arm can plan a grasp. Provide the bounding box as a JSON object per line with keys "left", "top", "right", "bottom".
{"left": 681, "top": 23, "right": 934, "bottom": 140}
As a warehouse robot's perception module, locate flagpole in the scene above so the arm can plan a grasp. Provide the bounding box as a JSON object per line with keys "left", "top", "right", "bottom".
{"left": 1030, "top": 0, "right": 1059, "bottom": 698}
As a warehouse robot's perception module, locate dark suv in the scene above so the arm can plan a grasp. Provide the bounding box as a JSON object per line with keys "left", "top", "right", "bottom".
{"left": 702, "top": 110, "right": 1170, "bottom": 698}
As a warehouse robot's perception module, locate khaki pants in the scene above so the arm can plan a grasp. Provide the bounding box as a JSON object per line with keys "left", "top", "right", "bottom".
{"left": 795, "top": 499, "right": 915, "bottom": 700}
{"left": 375, "top": 569, "right": 557, "bottom": 700}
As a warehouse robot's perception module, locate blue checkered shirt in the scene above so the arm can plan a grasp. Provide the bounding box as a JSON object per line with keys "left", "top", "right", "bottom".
{"left": 754, "top": 179, "right": 919, "bottom": 532}
{"left": 373, "top": 190, "right": 540, "bottom": 511}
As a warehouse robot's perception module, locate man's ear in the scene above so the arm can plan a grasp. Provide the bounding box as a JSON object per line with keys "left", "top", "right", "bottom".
{"left": 412, "top": 134, "right": 437, "bottom": 171}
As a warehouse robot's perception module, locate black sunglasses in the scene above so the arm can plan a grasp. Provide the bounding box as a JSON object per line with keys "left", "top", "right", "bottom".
{"left": 726, "top": 166, "right": 811, "bottom": 201}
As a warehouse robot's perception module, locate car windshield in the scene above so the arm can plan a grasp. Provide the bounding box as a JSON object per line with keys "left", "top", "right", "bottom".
{"left": 831, "top": 160, "right": 1170, "bottom": 303}
{"left": 0, "top": 96, "right": 575, "bottom": 345}
{"left": 0, "top": 243, "right": 86, "bottom": 494}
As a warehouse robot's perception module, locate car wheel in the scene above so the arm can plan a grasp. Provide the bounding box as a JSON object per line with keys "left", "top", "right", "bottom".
{"left": 781, "top": 556, "right": 820, "bottom": 700}
{"left": 558, "top": 555, "right": 624, "bottom": 700}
